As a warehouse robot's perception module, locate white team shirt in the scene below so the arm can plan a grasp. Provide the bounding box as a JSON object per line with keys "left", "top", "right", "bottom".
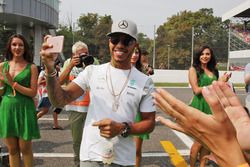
{"left": 73, "top": 63, "right": 155, "bottom": 166}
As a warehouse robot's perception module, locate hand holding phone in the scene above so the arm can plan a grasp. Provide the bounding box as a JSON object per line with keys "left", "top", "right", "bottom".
{"left": 46, "top": 36, "right": 64, "bottom": 53}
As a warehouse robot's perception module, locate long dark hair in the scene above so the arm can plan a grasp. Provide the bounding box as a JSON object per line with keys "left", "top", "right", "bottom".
{"left": 134, "top": 46, "right": 143, "bottom": 72}
{"left": 5, "top": 34, "right": 33, "bottom": 63}
{"left": 193, "top": 45, "right": 218, "bottom": 79}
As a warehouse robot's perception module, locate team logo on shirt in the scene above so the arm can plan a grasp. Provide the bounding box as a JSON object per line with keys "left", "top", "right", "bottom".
{"left": 128, "top": 79, "right": 136, "bottom": 90}
{"left": 129, "top": 80, "right": 136, "bottom": 86}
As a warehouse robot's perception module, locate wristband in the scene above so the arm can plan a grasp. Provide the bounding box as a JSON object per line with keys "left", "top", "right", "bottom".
{"left": 12, "top": 82, "right": 17, "bottom": 89}
{"left": 44, "top": 70, "right": 57, "bottom": 78}
{"left": 0, "top": 86, "right": 5, "bottom": 90}
{"left": 237, "top": 163, "right": 249, "bottom": 167}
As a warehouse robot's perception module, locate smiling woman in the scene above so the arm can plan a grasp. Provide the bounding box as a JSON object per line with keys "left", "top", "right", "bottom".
{"left": 188, "top": 45, "right": 219, "bottom": 167}
{"left": 0, "top": 34, "right": 40, "bottom": 167}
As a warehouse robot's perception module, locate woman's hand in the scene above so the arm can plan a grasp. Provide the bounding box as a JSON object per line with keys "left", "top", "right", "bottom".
{"left": 219, "top": 72, "right": 232, "bottom": 82}
{"left": 2, "top": 69, "right": 14, "bottom": 86}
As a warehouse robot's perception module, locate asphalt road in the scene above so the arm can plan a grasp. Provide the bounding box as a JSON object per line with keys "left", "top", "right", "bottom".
{"left": 0, "top": 87, "right": 247, "bottom": 167}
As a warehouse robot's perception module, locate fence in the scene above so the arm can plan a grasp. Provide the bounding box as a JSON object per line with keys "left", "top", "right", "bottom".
{"left": 150, "top": 70, "right": 245, "bottom": 84}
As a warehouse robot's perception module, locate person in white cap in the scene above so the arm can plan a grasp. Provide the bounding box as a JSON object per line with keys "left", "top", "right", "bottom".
{"left": 40, "top": 19, "right": 156, "bottom": 167}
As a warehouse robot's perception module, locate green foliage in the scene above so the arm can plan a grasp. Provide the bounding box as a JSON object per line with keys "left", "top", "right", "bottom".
{"left": 56, "top": 13, "right": 113, "bottom": 63}
{"left": 76, "top": 13, "right": 112, "bottom": 63}
{"left": 154, "top": 82, "right": 189, "bottom": 87}
{"left": 56, "top": 24, "right": 75, "bottom": 59}
{"left": 137, "top": 33, "right": 153, "bottom": 64}
{"left": 155, "top": 8, "right": 228, "bottom": 69}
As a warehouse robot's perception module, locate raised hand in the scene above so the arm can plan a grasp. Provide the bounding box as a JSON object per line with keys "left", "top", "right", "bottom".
{"left": 39, "top": 35, "right": 58, "bottom": 73}
{"left": 153, "top": 81, "right": 247, "bottom": 166}
{"left": 2, "top": 69, "right": 14, "bottom": 86}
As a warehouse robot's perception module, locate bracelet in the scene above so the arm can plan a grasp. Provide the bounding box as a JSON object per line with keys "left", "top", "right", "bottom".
{"left": 237, "top": 163, "right": 249, "bottom": 167}
{"left": 0, "top": 86, "right": 5, "bottom": 90}
{"left": 12, "top": 82, "right": 17, "bottom": 89}
{"left": 44, "top": 70, "right": 57, "bottom": 78}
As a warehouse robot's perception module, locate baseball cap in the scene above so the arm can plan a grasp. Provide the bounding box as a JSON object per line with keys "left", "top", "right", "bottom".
{"left": 107, "top": 19, "right": 138, "bottom": 41}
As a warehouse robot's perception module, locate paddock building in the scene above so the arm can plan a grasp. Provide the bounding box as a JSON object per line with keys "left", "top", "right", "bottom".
{"left": 0, "top": 0, "right": 60, "bottom": 65}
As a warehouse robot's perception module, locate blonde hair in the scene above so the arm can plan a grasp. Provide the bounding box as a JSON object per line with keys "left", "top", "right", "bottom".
{"left": 72, "top": 41, "right": 88, "bottom": 54}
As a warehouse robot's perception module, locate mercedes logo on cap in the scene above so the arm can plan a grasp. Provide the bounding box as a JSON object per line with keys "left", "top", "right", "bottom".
{"left": 118, "top": 20, "right": 128, "bottom": 29}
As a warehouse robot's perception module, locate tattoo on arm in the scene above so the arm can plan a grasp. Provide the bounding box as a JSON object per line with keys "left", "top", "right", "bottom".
{"left": 46, "top": 76, "right": 74, "bottom": 107}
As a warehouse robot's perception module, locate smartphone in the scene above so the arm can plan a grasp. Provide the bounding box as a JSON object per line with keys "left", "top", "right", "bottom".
{"left": 46, "top": 36, "right": 64, "bottom": 53}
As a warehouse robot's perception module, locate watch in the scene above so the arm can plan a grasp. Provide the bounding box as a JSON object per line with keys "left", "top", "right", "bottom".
{"left": 120, "top": 122, "right": 131, "bottom": 138}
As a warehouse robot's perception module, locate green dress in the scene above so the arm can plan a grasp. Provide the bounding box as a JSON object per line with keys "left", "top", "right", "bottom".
{"left": 0, "top": 62, "right": 40, "bottom": 140}
{"left": 134, "top": 67, "right": 150, "bottom": 140}
{"left": 134, "top": 112, "right": 149, "bottom": 140}
{"left": 190, "top": 72, "right": 217, "bottom": 115}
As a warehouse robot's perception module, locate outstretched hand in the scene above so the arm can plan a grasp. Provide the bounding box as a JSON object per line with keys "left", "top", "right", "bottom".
{"left": 153, "top": 81, "right": 247, "bottom": 166}
{"left": 218, "top": 82, "right": 250, "bottom": 163}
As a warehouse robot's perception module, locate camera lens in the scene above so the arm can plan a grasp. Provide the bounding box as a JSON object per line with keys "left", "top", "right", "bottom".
{"left": 75, "top": 54, "right": 94, "bottom": 68}
{"left": 83, "top": 56, "right": 94, "bottom": 66}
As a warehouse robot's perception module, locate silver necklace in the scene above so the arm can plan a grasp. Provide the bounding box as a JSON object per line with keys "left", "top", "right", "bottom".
{"left": 106, "top": 63, "right": 131, "bottom": 112}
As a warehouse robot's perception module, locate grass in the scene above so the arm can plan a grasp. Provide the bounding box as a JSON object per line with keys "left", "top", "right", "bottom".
{"left": 154, "top": 82, "right": 189, "bottom": 87}
{"left": 154, "top": 82, "right": 245, "bottom": 88}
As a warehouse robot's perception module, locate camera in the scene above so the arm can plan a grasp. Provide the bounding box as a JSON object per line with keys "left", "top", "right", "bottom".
{"left": 76, "top": 53, "right": 95, "bottom": 68}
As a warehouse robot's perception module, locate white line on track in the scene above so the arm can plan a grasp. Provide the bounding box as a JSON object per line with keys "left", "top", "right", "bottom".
{"left": 172, "top": 130, "right": 193, "bottom": 149}
{"left": 30, "top": 150, "right": 190, "bottom": 158}
{"left": 39, "top": 118, "right": 68, "bottom": 121}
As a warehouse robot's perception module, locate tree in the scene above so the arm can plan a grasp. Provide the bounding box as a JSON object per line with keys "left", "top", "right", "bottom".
{"left": 76, "top": 13, "right": 112, "bottom": 63}
{"left": 94, "top": 15, "right": 112, "bottom": 63}
{"left": 156, "top": 8, "right": 228, "bottom": 69}
{"left": 56, "top": 24, "right": 76, "bottom": 59}
{"left": 137, "top": 33, "right": 153, "bottom": 64}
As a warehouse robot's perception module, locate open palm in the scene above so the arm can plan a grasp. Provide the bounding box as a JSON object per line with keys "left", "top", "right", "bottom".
{"left": 153, "top": 81, "right": 248, "bottom": 166}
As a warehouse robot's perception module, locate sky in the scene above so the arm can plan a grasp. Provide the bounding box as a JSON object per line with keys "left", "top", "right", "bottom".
{"left": 59, "top": 0, "right": 246, "bottom": 39}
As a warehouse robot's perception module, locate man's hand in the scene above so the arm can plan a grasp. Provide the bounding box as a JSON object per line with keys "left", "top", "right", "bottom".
{"left": 92, "top": 119, "right": 124, "bottom": 139}
{"left": 40, "top": 35, "right": 58, "bottom": 73}
{"left": 69, "top": 54, "right": 81, "bottom": 68}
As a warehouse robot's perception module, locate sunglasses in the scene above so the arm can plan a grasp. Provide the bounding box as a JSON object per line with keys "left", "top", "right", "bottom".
{"left": 110, "top": 34, "right": 135, "bottom": 46}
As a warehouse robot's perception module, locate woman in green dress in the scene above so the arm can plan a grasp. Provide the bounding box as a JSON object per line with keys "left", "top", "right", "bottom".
{"left": 188, "top": 46, "right": 218, "bottom": 167}
{"left": 0, "top": 34, "right": 40, "bottom": 167}
{"left": 131, "top": 46, "right": 150, "bottom": 167}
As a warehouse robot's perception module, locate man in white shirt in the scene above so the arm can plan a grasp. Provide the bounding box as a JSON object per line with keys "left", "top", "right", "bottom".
{"left": 59, "top": 41, "right": 99, "bottom": 166}
{"left": 40, "top": 19, "right": 156, "bottom": 167}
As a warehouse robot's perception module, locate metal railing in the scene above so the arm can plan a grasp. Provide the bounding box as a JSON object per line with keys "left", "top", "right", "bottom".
{"left": 230, "top": 30, "right": 250, "bottom": 51}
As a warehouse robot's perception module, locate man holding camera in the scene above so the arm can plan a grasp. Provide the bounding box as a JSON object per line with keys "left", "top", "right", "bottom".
{"left": 59, "top": 41, "right": 99, "bottom": 167}
{"left": 40, "top": 19, "right": 155, "bottom": 167}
